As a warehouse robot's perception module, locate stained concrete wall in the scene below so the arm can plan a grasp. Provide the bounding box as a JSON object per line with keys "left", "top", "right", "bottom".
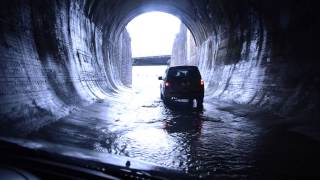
{"left": 221, "top": 2, "right": 317, "bottom": 117}
{"left": 169, "top": 0, "right": 318, "bottom": 119}
{"left": 170, "top": 24, "right": 196, "bottom": 66}
{"left": 0, "top": 0, "right": 132, "bottom": 134}
{"left": 110, "top": 30, "right": 132, "bottom": 87}
{"left": 170, "top": 24, "right": 187, "bottom": 66}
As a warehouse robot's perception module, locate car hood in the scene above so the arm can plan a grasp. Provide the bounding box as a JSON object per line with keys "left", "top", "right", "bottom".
{"left": 0, "top": 136, "right": 189, "bottom": 179}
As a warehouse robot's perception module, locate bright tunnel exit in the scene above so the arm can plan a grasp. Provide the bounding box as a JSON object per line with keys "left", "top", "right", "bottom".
{"left": 126, "top": 11, "right": 196, "bottom": 96}
{"left": 126, "top": 11, "right": 181, "bottom": 58}
{"left": 126, "top": 11, "right": 181, "bottom": 97}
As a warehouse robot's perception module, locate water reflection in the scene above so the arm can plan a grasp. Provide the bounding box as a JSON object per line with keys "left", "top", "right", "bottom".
{"left": 163, "top": 109, "right": 203, "bottom": 135}
{"left": 159, "top": 105, "right": 205, "bottom": 174}
{"left": 27, "top": 66, "right": 262, "bottom": 178}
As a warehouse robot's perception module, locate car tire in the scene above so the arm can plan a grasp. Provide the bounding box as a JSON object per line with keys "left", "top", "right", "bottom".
{"left": 164, "top": 97, "right": 171, "bottom": 104}
{"left": 196, "top": 98, "right": 203, "bottom": 109}
{"left": 188, "top": 98, "right": 194, "bottom": 107}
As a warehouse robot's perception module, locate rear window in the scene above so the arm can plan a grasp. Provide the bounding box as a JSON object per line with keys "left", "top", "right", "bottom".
{"left": 167, "top": 67, "right": 201, "bottom": 80}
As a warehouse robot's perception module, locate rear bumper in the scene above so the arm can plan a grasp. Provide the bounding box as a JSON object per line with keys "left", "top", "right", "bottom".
{"left": 164, "top": 91, "right": 204, "bottom": 99}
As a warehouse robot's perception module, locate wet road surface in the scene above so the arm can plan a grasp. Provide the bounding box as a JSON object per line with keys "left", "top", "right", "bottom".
{"left": 27, "top": 66, "right": 320, "bottom": 179}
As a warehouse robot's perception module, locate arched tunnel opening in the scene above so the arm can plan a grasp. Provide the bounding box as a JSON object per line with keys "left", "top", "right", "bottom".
{"left": 0, "top": 0, "right": 319, "bottom": 179}
{"left": 126, "top": 11, "right": 198, "bottom": 102}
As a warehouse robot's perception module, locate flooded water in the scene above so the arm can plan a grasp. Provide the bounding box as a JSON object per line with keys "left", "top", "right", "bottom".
{"left": 27, "top": 66, "right": 320, "bottom": 179}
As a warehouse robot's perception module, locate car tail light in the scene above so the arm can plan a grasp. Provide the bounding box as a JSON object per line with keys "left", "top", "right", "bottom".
{"left": 165, "top": 82, "right": 170, "bottom": 87}
{"left": 201, "top": 80, "right": 204, "bottom": 85}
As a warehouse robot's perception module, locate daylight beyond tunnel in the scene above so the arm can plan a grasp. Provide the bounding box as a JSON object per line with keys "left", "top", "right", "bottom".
{"left": 0, "top": 0, "right": 318, "bottom": 133}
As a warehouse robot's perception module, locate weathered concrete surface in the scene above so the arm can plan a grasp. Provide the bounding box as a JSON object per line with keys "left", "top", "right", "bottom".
{"left": 170, "top": 24, "right": 188, "bottom": 66}
{"left": 170, "top": 24, "right": 196, "bottom": 66}
{"left": 168, "top": 0, "right": 319, "bottom": 121}
{"left": 110, "top": 30, "right": 132, "bottom": 87}
{"left": 0, "top": 0, "right": 132, "bottom": 134}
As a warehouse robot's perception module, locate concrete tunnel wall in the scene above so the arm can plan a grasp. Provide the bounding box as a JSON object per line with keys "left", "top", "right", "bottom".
{"left": 0, "top": 0, "right": 319, "bottom": 133}
{"left": 0, "top": 0, "right": 132, "bottom": 134}
{"left": 170, "top": 0, "right": 319, "bottom": 118}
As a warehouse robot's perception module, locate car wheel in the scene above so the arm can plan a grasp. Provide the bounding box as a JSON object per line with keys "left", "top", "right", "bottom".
{"left": 188, "top": 98, "right": 194, "bottom": 107}
{"left": 196, "top": 98, "right": 203, "bottom": 109}
{"left": 164, "top": 97, "right": 171, "bottom": 104}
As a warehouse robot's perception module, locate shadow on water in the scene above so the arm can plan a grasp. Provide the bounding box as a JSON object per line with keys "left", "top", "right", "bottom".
{"left": 164, "top": 100, "right": 203, "bottom": 112}
{"left": 161, "top": 101, "right": 204, "bottom": 136}
{"left": 164, "top": 113, "right": 203, "bottom": 135}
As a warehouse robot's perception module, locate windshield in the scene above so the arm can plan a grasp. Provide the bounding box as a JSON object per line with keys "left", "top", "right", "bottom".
{"left": 167, "top": 67, "right": 201, "bottom": 80}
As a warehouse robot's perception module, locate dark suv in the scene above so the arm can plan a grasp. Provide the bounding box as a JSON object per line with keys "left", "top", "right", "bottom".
{"left": 158, "top": 66, "right": 204, "bottom": 108}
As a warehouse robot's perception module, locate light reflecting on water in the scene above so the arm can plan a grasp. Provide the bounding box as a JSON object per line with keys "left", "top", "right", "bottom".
{"left": 102, "top": 66, "right": 259, "bottom": 177}
{"left": 28, "top": 65, "right": 262, "bottom": 178}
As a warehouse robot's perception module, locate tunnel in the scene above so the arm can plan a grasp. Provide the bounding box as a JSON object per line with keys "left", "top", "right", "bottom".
{"left": 0, "top": 0, "right": 319, "bottom": 179}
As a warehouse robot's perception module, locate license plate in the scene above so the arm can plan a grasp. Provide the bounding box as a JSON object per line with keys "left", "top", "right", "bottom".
{"left": 181, "top": 82, "right": 190, "bottom": 86}
{"left": 176, "top": 99, "right": 189, "bottom": 102}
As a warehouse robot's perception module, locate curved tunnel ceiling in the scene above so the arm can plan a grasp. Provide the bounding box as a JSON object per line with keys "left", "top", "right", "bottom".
{"left": 85, "top": 0, "right": 210, "bottom": 45}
